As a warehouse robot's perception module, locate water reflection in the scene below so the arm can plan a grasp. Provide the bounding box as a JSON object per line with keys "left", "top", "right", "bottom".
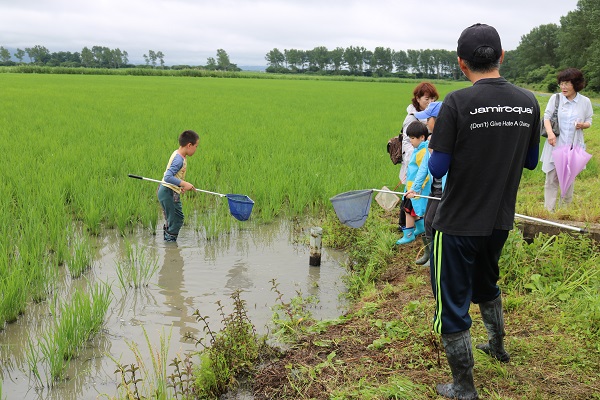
{"left": 226, "top": 259, "right": 253, "bottom": 291}
{"left": 158, "top": 243, "right": 200, "bottom": 340}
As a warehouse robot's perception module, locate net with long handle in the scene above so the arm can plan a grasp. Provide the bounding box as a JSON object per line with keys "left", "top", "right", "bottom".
{"left": 329, "top": 190, "right": 374, "bottom": 228}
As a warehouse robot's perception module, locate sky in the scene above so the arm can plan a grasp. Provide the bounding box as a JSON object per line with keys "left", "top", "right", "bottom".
{"left": 0, "top": 0, "right": 580, "bottom": 67}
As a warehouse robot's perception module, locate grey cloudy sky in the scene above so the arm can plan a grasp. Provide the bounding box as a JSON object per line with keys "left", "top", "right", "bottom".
{"left": 0, "top": 0, "right": 579, "bottom": 66}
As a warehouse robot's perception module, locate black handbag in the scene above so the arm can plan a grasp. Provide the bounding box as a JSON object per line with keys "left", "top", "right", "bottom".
{"left": 541, "top": 94, "right": 560, "bottom": 138}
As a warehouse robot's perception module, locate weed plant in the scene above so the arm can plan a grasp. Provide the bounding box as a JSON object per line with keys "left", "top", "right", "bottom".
{"left": 188, "top": 290, "right": 263, "bottom": 399}
{"left": 269, "top": 278, "right": 319, "bottom": 342}
{"left": 111, "top": 290, "right": 264, "bottom": 399}
{"left": 112, "top": 326, "right": 172, "bottom": 399}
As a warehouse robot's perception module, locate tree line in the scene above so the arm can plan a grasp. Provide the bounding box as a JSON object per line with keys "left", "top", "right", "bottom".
{"left": 501, "top": 0, "right": 600, "bottom": 92}
{"left": 0, "top": 45, "right": 240, "bottom": 71}
{"left": 265, "top": 47, "right": 461, "bottom": 79}
{"left": 262, "top": 0, "right": 600, "bottom": 91}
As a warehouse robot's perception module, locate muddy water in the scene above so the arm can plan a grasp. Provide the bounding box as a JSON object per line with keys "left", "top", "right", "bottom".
{"left": 0, "top": 219, "right": 348, "bottom": 399}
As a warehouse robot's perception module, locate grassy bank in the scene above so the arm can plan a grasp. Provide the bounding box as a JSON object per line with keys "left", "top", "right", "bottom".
{"left": 250, "top": 209, "right": 600, "bottom": 399}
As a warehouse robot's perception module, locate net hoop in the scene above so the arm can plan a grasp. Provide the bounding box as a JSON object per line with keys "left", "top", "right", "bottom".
{"left": 226, "top": 194, "right": 254, "bottom": 221}
{"left": 329, "top": 189, "right": 374, "bottom": 228}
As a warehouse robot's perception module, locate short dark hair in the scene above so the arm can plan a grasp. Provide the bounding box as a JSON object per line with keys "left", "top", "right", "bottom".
{"left": 405, "top": 121, "right": 429, "bottom": 139}
{"left": 411, "top": 82, "right": 439, "bottom": 111}
{"left": 462, "top": 47, "right": 501, "bottom": 73}
{"left": 179, "top": 130, "right": 199, "bottom": 146}
{"left": 557, "top": 68, "right": 586, "bottom": 92}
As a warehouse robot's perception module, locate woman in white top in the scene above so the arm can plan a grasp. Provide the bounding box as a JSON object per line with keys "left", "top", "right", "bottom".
{"left": 399, "top": 82, "right": 439, "bottom": 184}
{"left": 540, "top": 68, "right": 593, "bottom": 211}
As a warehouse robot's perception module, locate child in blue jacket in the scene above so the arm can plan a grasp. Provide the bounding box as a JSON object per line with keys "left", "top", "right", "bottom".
{"left": 396, "top": 121, "right": 431, "bottom": 245}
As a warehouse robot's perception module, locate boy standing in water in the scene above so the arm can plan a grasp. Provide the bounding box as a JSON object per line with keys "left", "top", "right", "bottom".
{"left": 158, "top": 130, "right": 199, "bottom": 242}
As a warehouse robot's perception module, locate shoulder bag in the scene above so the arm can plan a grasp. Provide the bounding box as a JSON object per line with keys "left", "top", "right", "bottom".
{"left": 541, "top": 94, "right": 560, "bottom": 138}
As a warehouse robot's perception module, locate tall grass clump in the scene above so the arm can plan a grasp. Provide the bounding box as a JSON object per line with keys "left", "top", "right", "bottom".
{"left": 0, "top": 264, "right": 29, "bottom": 327}
{"left": 115, "top": 241, "right": 160, "bottom": 290}
{"left": 500, "top": 229, "right": 600, "bottom": 340}
{"left": 36, "top": 282, "right": 112, "bottom": 382}
{"left": 66, "top": 231, "right": 94, "bottom": 279}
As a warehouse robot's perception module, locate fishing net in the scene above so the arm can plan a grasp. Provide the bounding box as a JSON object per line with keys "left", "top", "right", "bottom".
{"left": 226, "top": 194, "right": 255, "bottom": 221}
{"left": 375, "top": 186, "right": 400, "bottom": 211}
{"left": 329, "top": 189, "right": 373, "bottom": 228}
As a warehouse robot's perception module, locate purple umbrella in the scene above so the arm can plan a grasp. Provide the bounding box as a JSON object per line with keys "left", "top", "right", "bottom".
{"left": 552, "top": 144, "right": 592, "bottom": 197}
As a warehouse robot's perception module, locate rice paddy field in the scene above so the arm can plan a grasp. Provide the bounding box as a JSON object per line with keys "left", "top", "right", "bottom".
{"left": 1, "top": 72, "right": 598, "bottom": 398}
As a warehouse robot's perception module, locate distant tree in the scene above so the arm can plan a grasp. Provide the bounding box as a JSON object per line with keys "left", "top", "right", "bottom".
{"left": 265, "top": 48, "right": 285, "bottom": 68}
{"left": 216, "top": 49, "right": 231, "bottom": 70}
{"left": 156, "top": 51, "right": 165, "bottom": 68}
{"left": 283, "top": 49, "right": 299, "bottom": 70}
{"left": 143, "top": 53, "right": 149, "bottom": 66}
{"left": 81, "top": 47, "right": 95, "bottom": 67}
{"left": 148, "top": 50, "right": 157, "bottom": 67}
{"left": 344, "top": 46, "right": 365, "bottom": 74}
{"left": 206, "top": 57, "right": 217, "bottom": 70}
{"left": 14, "top": 48, "right": 25, "bottom": 63}
{"left": 25, "top": 45, "right": 50, "bottom": 64}
{"left": 329, "top": 47, "right": 345, "bottom": 72}
{"left": 121, "top": 50, "right": 129, "bottom": 66}
{"left": 393, "top": 50, "right": 409, "bottom": 73}
{"left": 420, "top": 49, "right": 434, "bottom": 76}
{"left": 556, "top": 0, "right": 600, "bottom": 90}
{"left": 0, "top": 46, "right": 10, "bottom": 63}
{"left": 362, "top": 49, "right": 374, "bottom": 72}
{"left": 406, "top": 49, "right": 420, "bottom": 74}
{"left": 517, "top": 24, "right": 560, "bottom": 72}
{"left": 48, "top": 51, "right": 81, "bottom": 67}
{"left": 311, "top": 46, "right": 330, "bottom": 70}
{"left": 372, "top": 46, "right": 393, "bottom": 75}
{"left": 110, "top": 48, "right": 127, "bottom": 68}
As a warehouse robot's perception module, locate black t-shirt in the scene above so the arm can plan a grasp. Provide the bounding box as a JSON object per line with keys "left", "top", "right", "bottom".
{"left": 429, "top": 77, "right": 540, "bottom": 236}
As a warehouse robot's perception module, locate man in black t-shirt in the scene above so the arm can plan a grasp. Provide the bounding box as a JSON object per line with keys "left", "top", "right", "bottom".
{"left": 427, "top": 23, "right": 540, "bottom": 399}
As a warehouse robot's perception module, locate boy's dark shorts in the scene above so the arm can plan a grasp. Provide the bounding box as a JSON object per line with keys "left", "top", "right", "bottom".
{"left": 401, "top": 197, "right": 417, "bottom": 217}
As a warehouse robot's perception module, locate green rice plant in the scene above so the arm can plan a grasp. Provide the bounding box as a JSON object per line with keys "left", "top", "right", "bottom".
{"left": 39, "top": 282, "right": 111, "bottom": 381}
{"left": 66, "top": 231, "right": 94, "bottom": 279}
{"left": 25, "top": 337, "right": 45, "bottom": 388}
{"left": 27, "top": 257, "right": 56, "bottom": 304}
{"left": 0, "top": 267, "right": 29, "bottom": 326}
{"left": 82, "top": 197, "right": 104, "bottom": 235}
{"left": 115, "top": 240, "right": 160, "bottom": 291}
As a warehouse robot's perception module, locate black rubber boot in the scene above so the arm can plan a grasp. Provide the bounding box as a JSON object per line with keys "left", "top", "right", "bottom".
{"left": 476, "top": 296, "right": 510, "bottom": 362}
{"left": 415, "top": 236, "right": 431, "bottom": 266}
{"left": 436, "top": 330, "right": 479, "bottom": 400}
